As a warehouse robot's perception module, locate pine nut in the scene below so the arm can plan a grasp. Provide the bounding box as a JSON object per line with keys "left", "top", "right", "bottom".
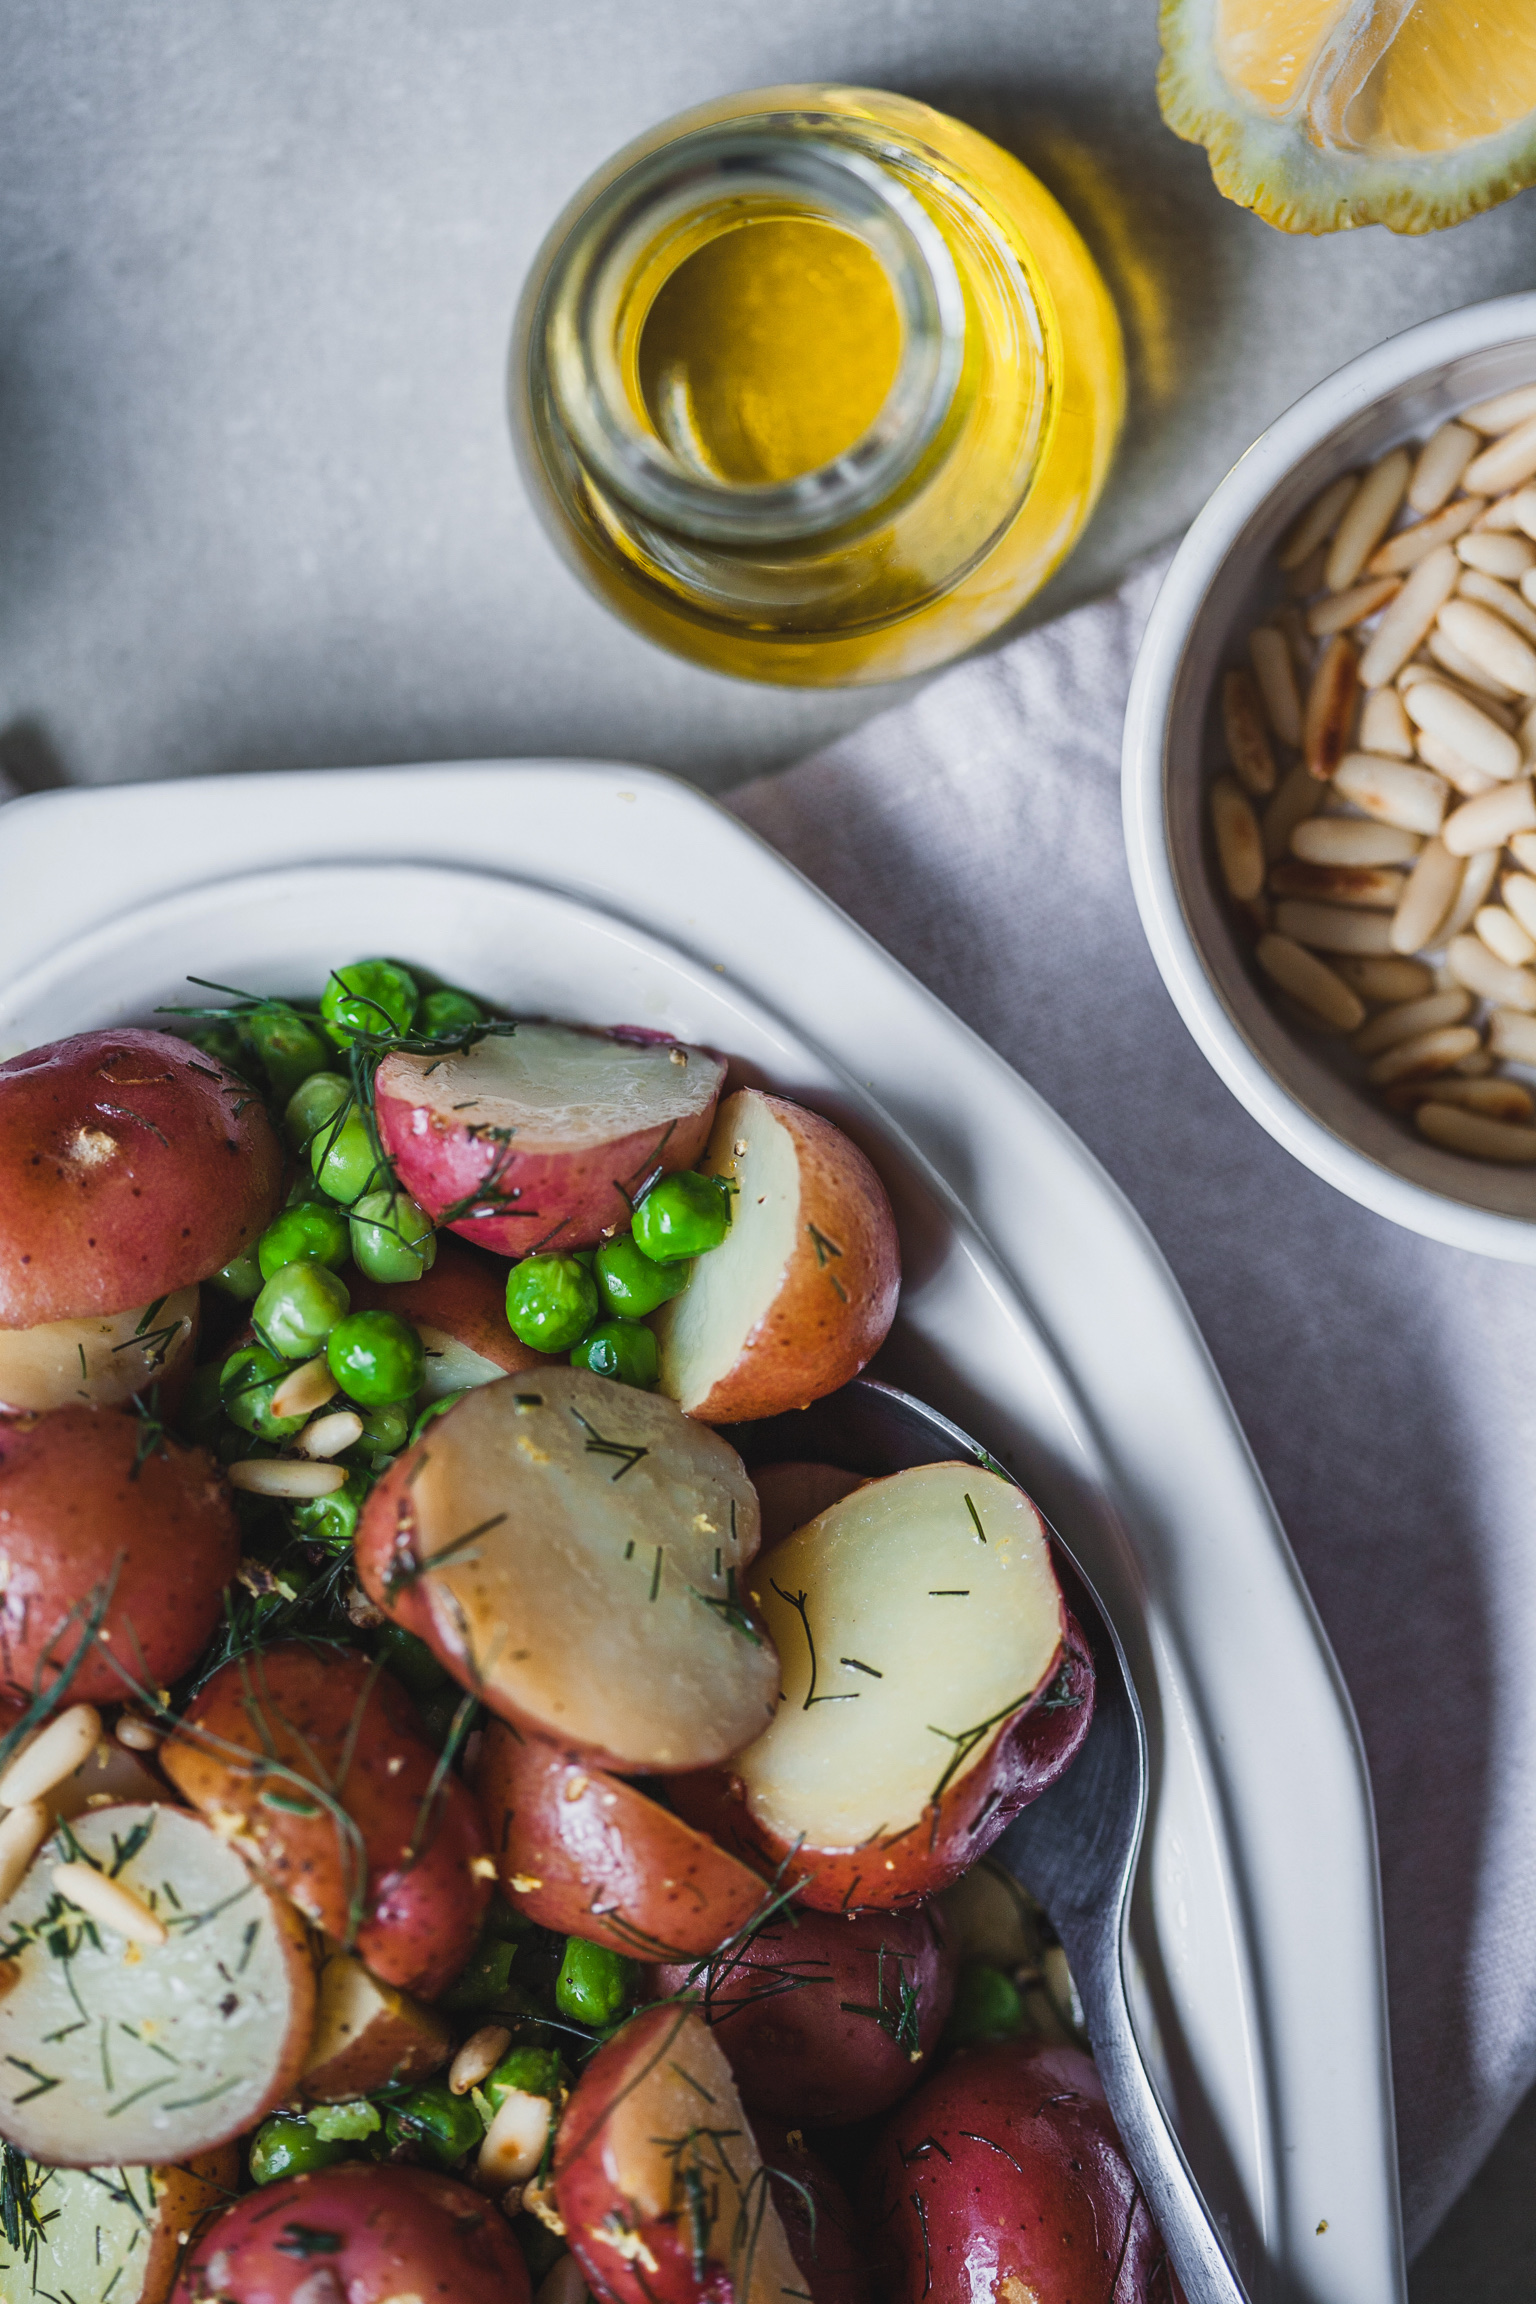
{"left": 1365, "top": 1025, "right": 1481, "bottom": 1086}
{"left": 1254, "top": 935, "right": 1365, "bottom": 1030}
{"left": 1357, "top": 685, "right": 1416, "bottom": 757}
{"left": 1447, "top": 933, "right": 1536, "bottom": 1010}
{"left": 1415, "top": 1102, "right": 1536, "bottom": 1162}
{"left": 1334, "top": 955, "right": 1435, "bottom": 1003}
{"left": 1367, "top": 495, "right": 1483, "bottom": 575}
{"left": 1307, "top": 578, "right": 1399, "bottom": 637}
{"left": 1463, "top": 386, "right": 1536, "bottom": 436}
{"left": 227, "top": 1459, "right": 348, "bottom": 1498}
{"left": 1488, "top": 1006, "right": 1536, "bottom": 1063}
{"left": 1410, "top": 731, "right": 1496, "bottom": 798}
{"left": 1465, "top": 417, "right": 1536, "bottom": 497}
{"left": 1523, "top": 700, "right": 1536, "bottom": 763}
{"left": 1279, "top": 473, "right": 1358, "bottom": 570}
{"left": 449, "top": 2024, "right": 513, "bottom": 2095}
{"left": 1286, "top": 543, "right": 1329, "bottom": 599}
{"left": 1268, "top": 860, "right": 1403, "bottom": 910}
{"left": 1290, "top": 819, "right": 1419, "bottom": 866}
{"left": 477, "top": 2089, "right": 552, "bottom": 2188}
{"left": 295, "top": 1411, "right": 364, "bottom": 1461}
{"left": 1438, "top": 850, "right": 1501, "bottom": 945}
{"left": 1454, "top": 1049, "right": 1495, "bottom": 1076}
{"left": 1473, "top": 489, "right": 1532, "bottom": 531}
{"left": 1262, "top": 758, "right": 1323, "bottom": 861}
{"left": 535, "top": 2251, "right": 590, "bottom": 2304}
{"left": 1389, "top": 839, "right": 1461, "bottom": 954}
{"left": 52, "top": 1861, "right": 168, "bottom": 1945}
{"left": 1392, "top": 1075, "right": 1535, "bottom": 1119}
{"left": 1273, "top": 900, "right": 1394, "bottom": 956}
{"left": 1353, "top": 989, "right": 1471, "bottom": 1058}
{"left": 1304, "top": 635, "right": 1360, "bottom": 779}
{"left": 1443, "top": 780, "right": 1536, "bottom": 856}
{"left": 1514, "top": 488, "right": 1536, "bottom": 540}
{"left": 0, "top": 1803, "right": 51, "bottom": 1906}
{"left": 1358, "top": 546, "right": 1461, "bottom": 688}
{"left": 1476, "top": 905, "right": 1536, "bottom": 968}
{"left": 1511, "top": 831, "right": 1536, "bottom": 874}
{"left": 1456, "top": 531, "right": 1536, "bottom": 580}
{"left": 115, "top": 1714, "right": 162, "bottom": 1753}
{"left": 1437, "top": 599, "right": 1536, "bottom": 697}
{"left": 268, "top": 1355, "right": 339, "bottom": 1420}
{"left": 1249, "top": 626, "right": 1303, "bottom": 746}
{"left": 1456, "top": 568, "right": 1536, "bottom": 647}
{"left": 1425, "top": 625, "right": 1520, "bottom": 703}
{"left": 1408, "top": 422, "right": 1478, "bottom": 513}
{"left": 0, "top": 1705, "right": 103, "bottom": 1808}
{"left": 1326, "top": 449, "right": 1410, "bottom": 591}
{"left": 1403, "top": 654, "right": 1520, "bottom": 726}
{"left": 1502, "top": 872, "right": 1536, "bottom": 942}
{"left": 1221, "top": 668, "right": 1276, "bottom": 796}
{"left": 1209, "top": 774, "right": 1264, "bottom": 901}
{"left": 1403, "top": 681, "right": 1523, "bottom": 780}
{"left": 1333, "top": 753, "right": 1448, "bottom": 834}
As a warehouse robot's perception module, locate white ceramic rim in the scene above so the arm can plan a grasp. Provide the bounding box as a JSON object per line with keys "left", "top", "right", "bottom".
{"left": 1123, "top": 289, "right": 1536, "bottom": 1264}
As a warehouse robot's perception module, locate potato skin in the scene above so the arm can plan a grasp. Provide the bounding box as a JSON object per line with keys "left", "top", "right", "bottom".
{"left": 347, "top": 1233, "right": 551, "bottom": 1375}
{"left": 162, "top": 1642, "right": 491, "bottom": 1998}
{"left": 648, "top": 1900, "right": 956, "bottom": 2125}
{"left": 670, "top": 1611, "right": 1095, "bottom": 1911}
{"left": 864, "top": 2038, "right": 1180, "bottom": 2303}
{"left": 0, "top": 1028, "right": 281, "bottom": 1326}
{"left": 752, "top": 2121, "right": 876, "bottom": 2304}
{"left": 0, "top": 1406, "right": 238, "bottom": 1706}
{"left": 753, "top": 1459, "right": 867, "bottom": 1547}
{"left": 480, "top": 1720, "right": 767, "bottom": 1960}
{"left": 170, "top": 2165, "right": 531, "bottom": 2304}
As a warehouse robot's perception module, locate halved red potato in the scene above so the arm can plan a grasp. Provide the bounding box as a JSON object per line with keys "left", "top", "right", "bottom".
{"left": 0, "top": 1029, "right": 281, "bottom": 1328}
{"left": 0, "top": 1287, "right": 200, "bottom": 1416}
{"left": 0, "top": 2145, "right": 239, "bottom": 2304}
{"left": 669, "top": 1466, "right": 1092, "bottom": 1909}
{"left": 553, "top": 2005, "right": 803, "bottom": 2304}
{"left": 0, "top": 1804, "right": 315, "bottom": 2165}
{"left": 373, "top": 1023, "right": 726, "bottom": 1255}
{"left": 751, "top": 2121, "right": 875, "bottom": 2304}
{"left": 355, "top": 1371, "right": 779, "bottom": 1773}
{"left": 864, "top": 2038, "right": 1178, "bottom": 2303}
{"left": 171, "top": 2166, "right": 531, "bottom": 2304}
{"left": 0, "top": 1406, "right": 238, "bottom": 1706}
{"left": 161, "top": 1642, "right": 491, "bottom": 1998}
{"left": 348, "top": 1233, "right": 554, "bottom": 1396}
{"left": 480, "top": 1720, "right": 767, "bottom": 1960}
{"left": 653, "top": 1089, "right": 900, "bottom": 1423}
{"left": 300, "top": 1947, "right": 453, "bottom": 2102}
{"left": 648, "top": 1900, "right": 956, "bottom": 2124}
{"left": 753, "top": 1460, "right": 867, "bottom": 1547}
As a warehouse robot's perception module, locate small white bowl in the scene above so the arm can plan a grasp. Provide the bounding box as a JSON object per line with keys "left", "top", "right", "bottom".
{"left": 1123, "top": 292, "right": 1536, "bottom": 1262}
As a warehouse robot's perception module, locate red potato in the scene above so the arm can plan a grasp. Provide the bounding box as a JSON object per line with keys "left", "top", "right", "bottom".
{"left": 750, "top": 2122, "right": 875, "bottom": 2304}
{"left": 171, "top": 2165, "right": 531, "bottom": 2304}
{"left": 669, "top": 1466, "right": 1093, "bottom": 1910}
{"left": 373, "top": 1022, "right": 726, "bottom": 1255}
{"left": 355, "top": 1370, "right": 779, "bottom": 1774}
{"left": 753, "top": 1459, "right": 867, "bottom": 1547}
{"left": 0, "top": 1028, "right": 281, "bottom": 1328}
{"left": 0, "top": 1406, "right": 238, "bottom": 1706}
{"left": 864, "top": 2038, "right": 1180, "bottom": 2303}
{"left": 480, "top": 1720, "right": 768, "bottom": 1960}
{"left": 0, "top": 2146, "right": 240, "bottom": 2304}
{"left": 654, "top": 1088, "right": 900, "bottom": 1423}
{"left": 648, "top": 1900, "right": 956, "bottom": 2125}
{"left": 161, "top": 1642, "right": 491, "bottom": 1998}
{"left": 0, "top": 1286, "right": 201, "bottom": 1416}
{"left": 347, "top": 1232, "right": 555, "bottom": 1396}
{"left": 553, "top": 2005, "right": 803, "bottom": 2304}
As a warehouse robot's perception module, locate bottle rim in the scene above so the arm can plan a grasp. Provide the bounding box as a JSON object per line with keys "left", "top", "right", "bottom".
{"left": 533, "top": 124, "right": 968, "bottom": 547}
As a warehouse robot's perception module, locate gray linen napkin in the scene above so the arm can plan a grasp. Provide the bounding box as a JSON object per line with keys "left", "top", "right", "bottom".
{"left": 730, "top": 559, "right": 1536, "bottom": 2258}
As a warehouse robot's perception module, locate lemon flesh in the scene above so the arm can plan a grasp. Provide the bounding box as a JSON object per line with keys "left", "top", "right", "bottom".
{"left": 1160, "top": 0, "right": 1536, "bottom": 232}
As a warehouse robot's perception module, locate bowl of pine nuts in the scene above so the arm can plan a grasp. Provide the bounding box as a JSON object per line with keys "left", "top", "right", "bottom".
{"left": 1124, "top": 292, "right": 1536, "bottom": 1259}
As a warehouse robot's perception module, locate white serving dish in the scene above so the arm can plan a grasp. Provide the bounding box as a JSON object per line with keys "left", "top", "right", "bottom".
{"left": 0, "top": 763, "right": 1402, "bottom": 2302}
{"left": 1124, "top": 291, "right": 1536, "bottom": 1261}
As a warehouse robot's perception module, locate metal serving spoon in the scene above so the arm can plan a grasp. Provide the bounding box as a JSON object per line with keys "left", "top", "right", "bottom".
{"left": 724, "top": 1375, "right": 1250, "bottom": 2304}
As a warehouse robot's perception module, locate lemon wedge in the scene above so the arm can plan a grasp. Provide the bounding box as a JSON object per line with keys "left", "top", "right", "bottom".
{"left": 1159, "top": 0, "right": 1536, "bottom": 232}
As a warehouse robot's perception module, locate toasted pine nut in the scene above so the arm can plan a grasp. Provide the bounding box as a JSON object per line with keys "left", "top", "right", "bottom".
{"left": 1365, "top": 1025, "right": 1481, "bottom": 1086}
{"left": 1436, "top": 598, "right": 1536, "bottom": 697}
{"left": 268, "top": 1355, "right": 338, "bottom": 1420}
{"left": 1488, "top": 1006, "right": 1536, "bottom": 1063}
{"left": 1209, "top": 774, "right": 1264, "bottom": 901}
{"left": 0, "top": 1803, "right": 51, "bottom": 1907}
{"left": 1443, "top": 780, "right": 1536, "bottom": 856}
{"left": 1456, "top": 568, "right": 1536, "bottom": 648}
{"left": 1357, "top": 685, "right": 1416, "bottom": 757}
{"left": 1437, "top": 849, "right": 1501, "bottom": 945}
{"left": 295, "top": 1411, "right": 365, "bottom": 1461}
{"left": 1408, "top": 422, "right": 1478, "bottom": 513}
{"left": 1353, "top": 989, "right": 1471, "bottom": 1058}
{"left": 1410, "top": 731, "right": 1496, "bottom": 798}
{"left": 1463, "top": 386, "right": 1536, "bottom": 436}
{"left": 1425, "top": 625, "right": 1520, "bottom": 703}
{"left": 1272, "top": 899, "right": 1394, "bottom": 956}
{"left": 1389, "top": 838, "right": 1461, "bottom": 954}
{"left": 1275, "top": 601, "right": 1314, "bottom": 671}
{"left": 1248, "top": 626, "right": 1303, "bottom": 747}
{"left": 1454, "top": 1050, "right": 1494, "bottom": 1076}
{"left": 1262, "top": 758, "right": 1322, "bottom": 862}
{"left": 1221, "top": 668, "right": 1276, "bottom": 796}
{"left": 1416, "top": 1101, "right": 1536, "bottom": 1162}
{"left": 1367, "top": 496, "right": 1484, "bottom": 575}
{"left": 1447, "top": 932, "right": 1536, "bottom": 1010}
{"left": 0, "top": 1705, "right": 103, "bottom": 1809}
{"left": 1290, "top": 818, "right": 1419, "bottom": 866}
{"left": 477, "top": 2089, "right": 552, "bottom": 2188}
{"left": 1476, "top": 904, "right": 1536, "bottom": 968}
{"left": 115, "top": 1714, "right": 162, "bottom": 1753}
{"left": 1268, "top": 860, "right": 1402, "bottom": 909}
{"left": 1334, "top": 955, "right": 1435, "bottom": 1003}
{"left": 1403, "top": 681, "right": 1523, "bottom": 780}
{"left": 1304, "top": 635, "right": 1360, "bottom": 779}
{"left": 1358, "top": 546, "right": 1461, "bottom": 688}
{"left": 1326, "top": 449, "right": 1410, "bottom": 592}
{"left": 1465, "top": 417, "right": 1536, "bottom": 497}
{"left": 450, "top": 2024, "right": 513, "bottom": 2095}
{"left": 1332, "top": 752, "right": 1448, "bottom": 834}
{"left": 1279, "top": 473, "right": 1359, "bottom": 570}
{"left": 1392, "top": 1075, "right": 1535, "bottom": 1119}
{"left": 1307, "top": 578, "right": 1399, "bottom": 637}
{"left": 1456, "top": 531, "right": 1536, "bottom": 580}
{"left": 1254, "top": 935, "right": 1365, "bottom": 1030}
{"left": 227, "top": 1459, "right": 348, "bottom": 1498}
{"left": 52, "top": 1861, "right": 167, "bottom": 1945}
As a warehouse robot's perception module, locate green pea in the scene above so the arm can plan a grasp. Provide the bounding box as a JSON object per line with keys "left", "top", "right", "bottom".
{"left": 321, "top": 958, "right": 418, "bottom": 1049}
{"left": 484, "top": 2045, "right": 564, "bottom": 2111}
{"left": 310, "top": 1105, "right": 383, "bottom": 1207}
{"left": 356, "top": 1401, "right": 410, "bottom": 1454}
{"left": 253, "top": 1261, "right": 351, "bottom": 1361}
{"left": 240, "top": 1003, "right": 331, "bottom": 1103}
{"left": 374, "top": 1620, "right": 455, "bottom": 1699}
{"left": 569, "top": 1318, "right": 657, "bottom": 1390}
{"left": 191, "top": 1021, "right": 256, "bottom": 1080}
{"left": 284, "top": 1069, "right": 350, "bottom": 1155}
{"left": 248, "top": 2111, "right": 349, "bottom": 2185}
{"left": 555, "top": 1937, "right": 635, "bottom": 2027}
{"left": 439, "top": 1935, "right": 518, "bottom": 2013}
{"left": 177, "top": 1360, "right": 225, "bottom": 1445}
{"left": 305, "top": 2098, "right": 380, "bottom": 2142}
{"left": 594, "top": 1233, "right": 689, "bottom": 1319}
{"left": 258, "top": 1201, "right": 351, "bottom": 1281}
{"left": 291, "top": 1468, "right": 367, "bottom": 1550}
{"left": 945, "top": 1961, "right": 1025, "bottom": 2050}
{"left": 220, "top": 1345, "right": 307, "bottom": 1441}
{"left": 349, "top": 1189, "right": 437, "bottom": 1284}
{"left": 631, "top": 1172, "right": 731, "bottom": 1264}
{"left": 207, "top": 1243, "right": 264, "bottom": 1302}
{"left": 504, "top": 1254, "right": 600, "bottom": 1352}
{"left": 327, "top": 1309, "right": 424, "bottom": 1406}
{"left": 383, "top": 2082, "right": 482, "bottom": 2168}
{"left": 419, "top": 988, "right": 485, "bottom": 1037}
{"left": 410, "top": 1389, "right": 467, "bottom": 1445}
